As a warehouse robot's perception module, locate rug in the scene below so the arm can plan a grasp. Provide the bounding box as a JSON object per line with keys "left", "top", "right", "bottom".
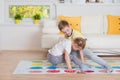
{"left": 13, "top": 60, "right": 120, "bottom": 74}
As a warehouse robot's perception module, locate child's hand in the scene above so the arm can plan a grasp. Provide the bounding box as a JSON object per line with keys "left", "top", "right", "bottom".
{"left": 68, "top": 68, "right": 73, "bottom": 71}
{"left": 68, "top": 66, "right": 72, "bottom": 70}
{"left": 66, "top": 67, "right": 74, "bottom": 72}
{"left": 59, "top": 37, "right": 64, "bottom": 41}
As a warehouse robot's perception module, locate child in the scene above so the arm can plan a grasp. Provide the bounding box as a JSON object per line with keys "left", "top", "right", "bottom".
{"left": 47, "top": 37, "right": 93, "bottom": 72}
{"left": 58, "top": 20, "right": 113, "bottom": 73}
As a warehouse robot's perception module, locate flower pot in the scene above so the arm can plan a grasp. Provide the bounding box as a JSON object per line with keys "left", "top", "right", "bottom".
{"left": 15, "top": 20, "right": 21, "bottom": 24}
{"left": 34, "top": 20, "right": 40, "bottom": 24}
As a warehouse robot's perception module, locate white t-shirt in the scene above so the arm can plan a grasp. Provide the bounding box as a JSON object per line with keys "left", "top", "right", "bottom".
{"left": 48, "top": 39, "right": 71, "bottom": 56}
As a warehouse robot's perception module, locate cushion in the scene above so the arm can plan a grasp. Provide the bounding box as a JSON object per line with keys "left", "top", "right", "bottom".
{"left": 107, "top": 15, "right": 120, "bottom": 34}
{"left": 83, "top": 34, "right": 120, "bottom": 48}
{"left": 58, "top": 16, "right": 81, "bottom": 32}
{"left": 43, "top": 19, "right": 57, "bottom": 28}
{"left": 81, "top": 15, "right": 104, "bottom": 34}
{"left": 42, "top": 19, "right": 59, "bottom": 34}
{"left": 42, "top": 28, "right": 59, "bottom": 34}
{"left": 41, "top": 34, "right": 64, "bottom": 48}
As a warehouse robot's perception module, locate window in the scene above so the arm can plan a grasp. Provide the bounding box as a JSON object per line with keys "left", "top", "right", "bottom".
{"left": 5, "top": 0, "right": 54, "bottom": 23}
{"left": 9, "top": 5, "right": 50, "bottom": 18}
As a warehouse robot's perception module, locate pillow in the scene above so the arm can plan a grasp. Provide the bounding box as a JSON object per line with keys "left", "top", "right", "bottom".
{"left": 107, "top": 15, "right": 120, "bottom": 34}
{"left": 43, "top": 19, "right": 57, "bottom": 28}
{"left": 42, "top": 19, "right": 59, "bottom": 34}
{"left": 81, "top": 15, "right": 103, "bottom": 34}
{"left": 58, "top": 16, "right": 81, "bottom": 32}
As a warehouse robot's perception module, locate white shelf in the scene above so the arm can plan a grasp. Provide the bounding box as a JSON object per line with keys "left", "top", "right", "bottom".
{"left": 56, "top": 3, "right": 120, "bottom": 6}
{"left": 0, "top": 24, "right": 41, "bottom": 27}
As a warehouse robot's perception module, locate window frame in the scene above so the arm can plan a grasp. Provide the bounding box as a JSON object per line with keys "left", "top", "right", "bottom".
{"left": 5, "top": 0, "right": 54, "bottom": 24}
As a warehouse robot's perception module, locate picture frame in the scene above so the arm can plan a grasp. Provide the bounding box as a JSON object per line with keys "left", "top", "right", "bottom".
{"left": 86, "top": 0, "right": 100, "bottom": 3}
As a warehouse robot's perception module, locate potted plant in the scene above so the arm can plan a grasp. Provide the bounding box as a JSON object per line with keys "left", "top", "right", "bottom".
{"left": 33, "top": 14, "right": 41, "bottom": 24}
{"left": 14, "top": 13, "right": 23, "bottom": 24}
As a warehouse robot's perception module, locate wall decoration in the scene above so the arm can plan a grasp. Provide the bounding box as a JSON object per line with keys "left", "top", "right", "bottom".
{"left": 59, "top": 0, "right": 65, "bottom": 3}
{"left": 86, "top": 0, "right": 100, "bottom": 3}
{"left": 9, "top": 5, "right": 50, "bottom": 18}
{"left": 72, "top": 0, "right": 85, "bottom": 3}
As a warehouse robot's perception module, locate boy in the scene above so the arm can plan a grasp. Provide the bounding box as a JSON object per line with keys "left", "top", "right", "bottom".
{"left": 58, "top": 20, "right": 113, "bottom": 73}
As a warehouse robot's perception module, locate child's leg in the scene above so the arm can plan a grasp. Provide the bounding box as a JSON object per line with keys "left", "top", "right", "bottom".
{"left": 70, "top": 50, "right": 79, "bottom": 58}
{"left": 47, "top": 53, "right": 64, "bottom": 66}
{"left": 83, "top": 48, "right": 113, "bottom": 72}
{"left": 70, "top": 55, "right": 93, "bottom": 71}
{"left": 69, "top": 55, "right": 83, "bottom": 67}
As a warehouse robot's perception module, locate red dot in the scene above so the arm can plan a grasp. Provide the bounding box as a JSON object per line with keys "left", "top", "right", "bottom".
{"left": 83, "top": 70, "right": 94, "bottom": 73}
{"left": 29, "top": 70, "right": 42, "bottom": 73}
{"left": 47, "top": 70, "right": 60, "bottom": 73}
{"left": 99, "top": 70, "right": 107, "bottom": 73}
{"left": 64, "top": 70, "right": 76, "bottom": 73}
{"left": 115, "top": 70, "right": 120, "bottom": 72}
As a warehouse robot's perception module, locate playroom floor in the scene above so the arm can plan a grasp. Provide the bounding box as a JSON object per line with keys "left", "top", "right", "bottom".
{"left": 0, "top": 50, "right": 120, "bottom": 80}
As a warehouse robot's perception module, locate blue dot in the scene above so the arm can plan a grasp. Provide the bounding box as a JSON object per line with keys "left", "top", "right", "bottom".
{"left": 88, "top": 65, "right": 92, "bottom": 68}
{"left": 112, "top": 66, "right": 120, "bottom": 69}
{"left": 47, "top": 66, "right": 57, "bottom": 69}
{"left": 30, "top": 67, "right": 43, "bottom": 69}
{"left": 72, "top": 66, "right": 76, "bottom": 69}
{"left": 95, "top": 66, "right": 104, "bottom": 69}
{"left": 64, "top": 66, "right": 76, "bottom": 69}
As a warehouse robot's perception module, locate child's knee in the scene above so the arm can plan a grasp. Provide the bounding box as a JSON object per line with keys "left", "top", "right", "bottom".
{"left": 70, "top": 55, "right": 77, "bottom": 60}
{"left": 49, "top": 58, "right": 59, "bottom": 65}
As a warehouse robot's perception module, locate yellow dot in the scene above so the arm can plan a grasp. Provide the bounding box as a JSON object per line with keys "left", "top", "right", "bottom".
{"left": 31, "top": 63, "right": 42, "bottom": 66}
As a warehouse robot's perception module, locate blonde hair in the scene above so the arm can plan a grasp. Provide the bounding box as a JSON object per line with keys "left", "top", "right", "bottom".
{"left": 73, "top": 37, "right": 87, "bottom": 49}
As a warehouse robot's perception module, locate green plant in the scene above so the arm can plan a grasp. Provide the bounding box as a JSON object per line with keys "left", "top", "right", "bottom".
{"left": 14, "top": 13, "right": 23, "bottom": 20}
{"left": 33, "top": 14, "right": 41, "bottom": 20}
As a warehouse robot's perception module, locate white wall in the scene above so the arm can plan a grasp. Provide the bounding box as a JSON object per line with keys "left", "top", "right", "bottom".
{"left": 0, "top": 0, "right": 4, "bottom": 50}
{"left": 114, "top": 0, "right": 120, "bottom": 3}
{"left": 0, "top": 0, "right": 5, "bottom": 24}
{"left": 56, "top": 4, "right": 120, "bottom": 16}
{"left": 0, "top": 0, "right": 55, "bottom": 50}
{"left": 0, "top": 27, "right": 1, "bottom": 50}
{"left": 0, "top": 0, "right": 120, "bottom": 50}
{"left": 0, "top": 25, "right": 42, "bottom": 50}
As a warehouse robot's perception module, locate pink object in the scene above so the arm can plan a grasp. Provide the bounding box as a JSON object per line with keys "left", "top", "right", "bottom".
{"left": 116, "top": 70, "right": 120, "bottom": 72}
{"left": 83, "top": 70, "right": 94, "bottom": 73}
{"left": 64, "top": 70, "right": 76, "bottom": 73}
{"left": 29, "top": 70, "right": 42, "bottom": 73}
{"left": 47, "top": 70, "right": 60, "bottom": 73}
{"left": 99, "top": 70, "right": 107, "bottom": 73}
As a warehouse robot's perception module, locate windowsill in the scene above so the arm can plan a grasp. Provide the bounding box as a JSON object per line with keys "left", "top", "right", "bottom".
{"left": 0, "top": 23, "right": 42, "bottom": 27}
{"left": 0, "top": 19, "right": 43, "bottom": 26}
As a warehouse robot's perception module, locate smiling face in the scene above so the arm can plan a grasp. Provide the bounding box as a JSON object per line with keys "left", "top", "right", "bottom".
{"left": 58, "top": 20, "right": 72, "bottom": 37}
{"left": 61, "top": 26, "right": 72, "bottom": 37}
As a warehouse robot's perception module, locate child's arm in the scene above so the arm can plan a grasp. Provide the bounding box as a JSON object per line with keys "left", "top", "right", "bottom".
{"left": 58, "top": 35, "right": 65, "bottom": 42}
{"left": 79, "top": 50, "right": 85, "bottom": 64}
{"left": 58, "top": 37, "right": 64, "bottom": 42}
{"left": 64, "top": 50, "right": 72, "bottom": 70}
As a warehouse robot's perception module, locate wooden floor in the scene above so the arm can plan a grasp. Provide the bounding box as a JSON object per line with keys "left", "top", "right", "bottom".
{"left": 0, "top": 50, "right": 120, "bottom": 80}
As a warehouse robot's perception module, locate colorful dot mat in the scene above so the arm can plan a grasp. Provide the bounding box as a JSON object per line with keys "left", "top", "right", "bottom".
{"left": 13, "top": 60, "right": 120, "bottom": 74}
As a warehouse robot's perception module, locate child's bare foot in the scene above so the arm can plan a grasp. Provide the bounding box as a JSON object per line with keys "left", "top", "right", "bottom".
{"left": 106, "top": 66, "right": 113, "bottom": 73}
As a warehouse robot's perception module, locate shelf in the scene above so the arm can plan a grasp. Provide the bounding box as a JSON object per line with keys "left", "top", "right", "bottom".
{"left": 0, "top": 24, "right": 41, "bottom": 27}
{"left": 56, "top": 3, "right": 120, "bottom": 6}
